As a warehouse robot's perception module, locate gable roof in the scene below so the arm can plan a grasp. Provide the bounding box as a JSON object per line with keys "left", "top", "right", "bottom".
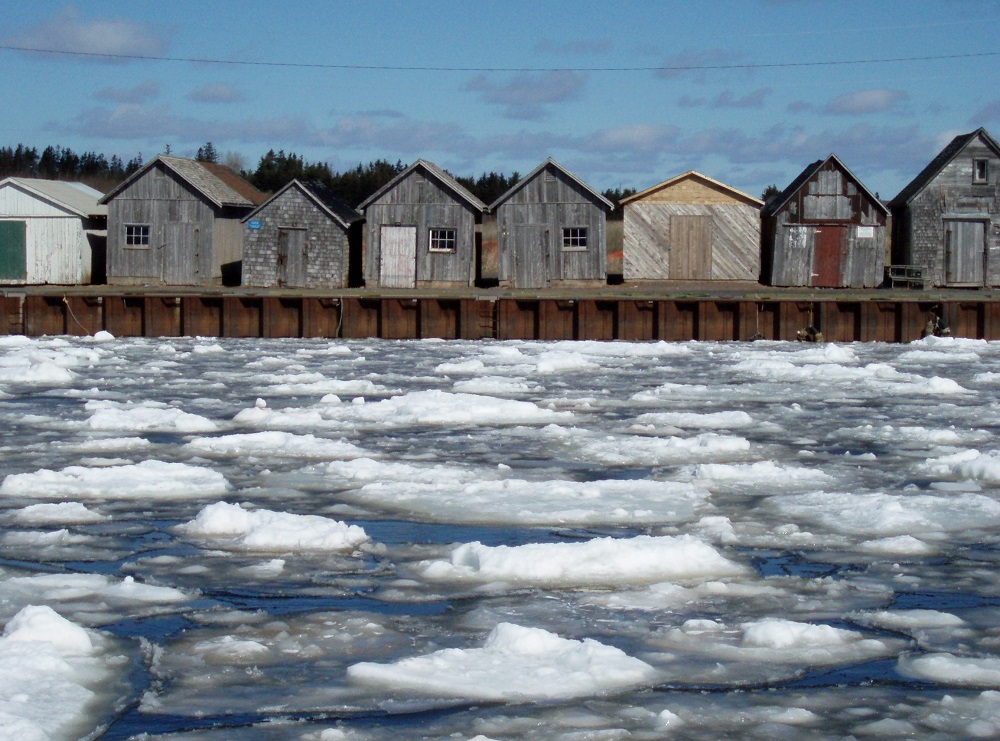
{"left": 762, "top": 153, "right": 887, "bottom": 217}
{"left": 243, "top": 179, "right": 362, "bottom": 229}
{"left": 489, "top": 157, "right": 613, "bottom": 211}
{"left": 889, "top": 127, "right": 1000, "bottom": 208}
{"left": 0, "top": 177, "right": 106, "bottom": 217}
{"left": 357, "top": 159, "right": 486, "bottom": 212}
{"left": 99, "top": 155, "right": 266, "bottom": 208}
{"left": 620, "top": 170, "right": 762, "bottom": 207}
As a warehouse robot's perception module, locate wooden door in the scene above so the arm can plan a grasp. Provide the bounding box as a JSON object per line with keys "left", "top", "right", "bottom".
{"left": 0, "top": 221, "right": 26, "bottom": 281}
{"left": 812, "top": 225, "right": 847, "bottom": 287}
{"left": 379, "top": 225, "right": 417, "bottom": 288}
{"left": 162, "top": 223, "right": 200, "bottom": 285}
{"left": 945, "top": 220, "right": 986, "bottom": 285}
{"left": 277, "top": 228, "right": 306, "bottom": 287}
{"left": 669, "top": 215, "right": 712, "bottom": 279}
{"left": 512, "top": 225, "right": 549, "bottom": 288}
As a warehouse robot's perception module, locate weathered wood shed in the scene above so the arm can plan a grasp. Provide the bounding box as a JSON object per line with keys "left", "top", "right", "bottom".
{"left": 359, "top": 159, "right": 486, "bottom": 288}
{"left": 889, "top": 127, "right": 1000, "bottom": 287}
{"left": 100, "top": 155, "right": 266, "bottom": 286}
{"left": 762, "top": 154, "right": 887, "bottom": 288}
{"left": 491, "top": 158, "right": 612, "bottom": 288}
{"left": 241, "top": 179, "right": 361, "bottom": 289}
{"left": 622, "top": 171, "right": 762, "bottom": 282}
{"left": 0, "top": 177, "right": 106, "bottom": 285}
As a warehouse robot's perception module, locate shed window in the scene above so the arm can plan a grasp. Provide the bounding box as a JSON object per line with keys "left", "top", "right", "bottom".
{"left": 974, "top": 159, "right": 988, "bottom": 184}
{"left": 429, "top": 228, "right": 457, "bottom": 252}
{"left": 562, "top": 227, "right": 588, "bottom": 251}
{"left": 125, "top": 224, "right": 150, "bottom": 247}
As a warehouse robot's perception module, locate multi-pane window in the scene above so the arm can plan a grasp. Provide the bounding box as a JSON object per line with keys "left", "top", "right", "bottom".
{"left": 974, "top": 159, "right": 988, "bottom": 184}
{"left": 125, "top": 224, "right": 150, "bottom": 247}
{"left": 561, "top": 227, "right": 588, "bottom": 250}
{"left": 429, "top": 228, "right": 457, "bottom": 252}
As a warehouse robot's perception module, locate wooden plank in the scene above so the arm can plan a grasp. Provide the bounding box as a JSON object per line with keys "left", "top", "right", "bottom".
{"left": 263, "top": 297, "right": 303, "bottom": 338}
{"left": 303, "top": 298, "right": 342, "bottom": 338}
{"left": 497, "top": 299, "right": 539, "bottom": 340}
{"left": 145, "top": 297, "right": 182, "bottom": 337}
{"left": 104, "top": 296, "right": 144, "bottom": 337}
{"left": 382, "top": 298, "right": 418, "bottom": 339}
{"left": 539, "top": 299, "right": 576, "bottom": 340}
{"left": 341, "top": 298, "right": 379, "bottom": 339}
{"left": 659, "top": 301, "right": 697, "bottom": 341}
{"left": 578, "top": 300, "right": 617, "bottom": 341}
{"left": 182, "top": 297, "right": 223, "bottom": 337}
{"left": 223, "top": 297, "right": 263, "bottom": 338}
{"left": 620, "top": 300, "right": 655, "bottom": 341}
{"left": 420, "top": 299, "right": 460, "bottom": 339}
{"left": 379, "top": 226, "right": 417, "bottom": 288}
{"left": 0, "top": 296, "right": 22, "bottom": 335}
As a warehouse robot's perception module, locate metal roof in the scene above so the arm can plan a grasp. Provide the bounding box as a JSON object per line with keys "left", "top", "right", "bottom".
{"left": 489, "top": 158, "right": 613, "bottom": 211}
{"left": 243, "top": 179, "right": 362, "bottom": 229}
{"left": 358, "top": 159, "right": 487, "bottom": 212}
{"left": 99, "top": 155, "right": 266, "bottom": 208}
{"left": 0, "top": 177, "right": 107, "bottom": 217}
{"left": 620, "top": 170, "right": 762, "bottom": 207}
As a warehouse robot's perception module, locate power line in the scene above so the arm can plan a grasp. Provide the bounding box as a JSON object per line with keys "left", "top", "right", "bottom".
{"left": 1, "top": 44, "right": 999, "bottom": 73}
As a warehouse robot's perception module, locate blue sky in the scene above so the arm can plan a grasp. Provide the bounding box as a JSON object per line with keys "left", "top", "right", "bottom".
{"left": 1, "top": 1, "right": 998, "bottom": 199}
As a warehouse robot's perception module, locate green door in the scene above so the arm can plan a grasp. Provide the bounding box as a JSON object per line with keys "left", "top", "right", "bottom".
{"left": 0, "top": 221, "right": 27, "bottom": 281}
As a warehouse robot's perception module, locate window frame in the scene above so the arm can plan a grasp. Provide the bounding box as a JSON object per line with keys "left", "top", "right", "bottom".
{"left": 561, "top": 226, "right": 589, "bottom": 252}
{"left": 428, "top": 227, "right": 458, "bottom": 253}
{"left": 973, "top": 158, "right": 989, "bottom": 184}
{"left": 124, "top": 224, "right": 151, "bottom": 248}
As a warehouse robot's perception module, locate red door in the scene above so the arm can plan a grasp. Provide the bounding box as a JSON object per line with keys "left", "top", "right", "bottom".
{"left": 812, "top": 226, "right": 846, "bottom": 287}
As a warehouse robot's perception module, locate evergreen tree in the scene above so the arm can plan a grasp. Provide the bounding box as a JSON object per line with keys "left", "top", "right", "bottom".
{"left": 195, "top": 142, "right": 219, "bottom": 163}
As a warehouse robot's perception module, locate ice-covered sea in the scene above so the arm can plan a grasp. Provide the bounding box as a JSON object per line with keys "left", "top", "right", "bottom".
{"left": 3, "top": 332, "right": 1000, "bottom": 738}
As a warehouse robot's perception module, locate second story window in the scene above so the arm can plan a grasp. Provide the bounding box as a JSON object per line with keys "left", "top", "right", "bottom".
{"left": 974, "top": 158, "right": 988, "bottom": 184}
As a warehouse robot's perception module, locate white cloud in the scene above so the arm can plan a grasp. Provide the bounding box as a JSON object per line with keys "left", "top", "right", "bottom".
{"left": 7, "top": 6, "right": 168, "bottom": 60}
{"left": 94, "top": 80, "right": 161, "bottom": 104}
{"left": 465, "top": 71, "right": 587, "bottom": 120}
{"left": 823, "top": 89, "right": 909, "bottom": 115}
{"left": 187, "top": 82, "right": 244, "bottom": 104}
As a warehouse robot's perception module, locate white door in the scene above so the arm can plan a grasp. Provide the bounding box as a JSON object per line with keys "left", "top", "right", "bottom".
{"left": 379, "top": 225, "right": 417, "bottom": 288}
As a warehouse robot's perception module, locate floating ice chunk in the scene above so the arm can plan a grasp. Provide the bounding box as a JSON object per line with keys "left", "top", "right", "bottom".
{"left": 452, "top": 376, "right": 543, "bottom": 396}
{"left": 636, "top": 411, "right": 754, "bottom": 430}
{"left": 549, "top": 429, "right": 750, "bottom": 466}
{"left": 0, "top": 460, "right": 229, "bottom": 499}
{"left": 434, "top": 359, "right": 486, "bottom": 374}
{"left": 2, "top": 573, "right": 191, "bottom": 616}
{"left": 84, "top": 399, "right": 219, "bottom": 433}
{"left": 191, "top": 635, "right": 271, "bottom": 665}
{"left": 11, "top": 502, "right": 106, "bottom": 525}
{"left": 89, "top": 330, "right": 115, "bottom": 343}
{"left": 417, "top": 535, "right": 749, "bottom": 587}
{"left": 741, "top": 619, "right": 859, "bottom": 650}
{"left": 690, "top": 461, "right": 830, "bottom": 485}
{"left": 856, "top": 610, "right": 966, "bottom": 634}
{"left": 925, "top": 450, "right": 1000, "bottom": 483}
{"left": 856, "top": 535, "right": 936, "bottom": 556}
{"left": 0, "top": 605, "right": 123, "bottom": 740}
{"left": 177, "top": 502, "right": 369, "bottom": 553}
{"left": 184, "top": 431, "right": 366, "bottom": 460}
{"left": 533, "top": 351, "right": 598, "bottom": 374}
{"left": 898, "top": 653, "right": 1000, "bottom": 687}
{"left": 347, "top": 622, "right": 657, "bottom": 701}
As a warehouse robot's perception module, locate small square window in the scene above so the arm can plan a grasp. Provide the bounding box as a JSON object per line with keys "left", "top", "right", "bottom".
{"left": 429, "top": 228, "right": 457, "bottom": 252}
{"left": 562, "top": 227, "right": 588, "bottom": 250}
{"left": 125, "top": 224, "right": 150, "bottom": 247}
{"left": 974, "top": 159, "right": 988, "bottom": 184}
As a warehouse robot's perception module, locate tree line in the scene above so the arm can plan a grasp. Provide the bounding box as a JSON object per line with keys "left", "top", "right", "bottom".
{"left": 0, "top": 140, "right": 663, "bottom": 217}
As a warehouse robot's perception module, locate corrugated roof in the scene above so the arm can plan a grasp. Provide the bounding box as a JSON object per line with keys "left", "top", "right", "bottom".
{"left": 100, "top": 155, "right": 266, "bottom": 208}
{"left": 244, "top": 179, "right": 362, "bottom": 229}
{"left": 889, "top": 128, "right": 1000, "bottom": 208}
{"left": 762, "top": 154, "right": 887, "bottom": 217}
{"left": 358, "top": 159, "right": 487, "bottom": 212}
{"left": 489, "top": 158, "right": 613, "bottom": 211}
{"left": 0, "top": 177, "right": 106, "bottom": 217}
{"left": 621, "top": 170, "right": 763, "bottom": 206}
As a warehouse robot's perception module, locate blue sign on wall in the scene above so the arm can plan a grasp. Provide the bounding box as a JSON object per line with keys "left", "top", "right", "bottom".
{"left": 248, "top": 219, "right": 262, "bottom": 230}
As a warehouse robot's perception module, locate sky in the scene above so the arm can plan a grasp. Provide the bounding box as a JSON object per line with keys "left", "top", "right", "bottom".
{"left": 1, "top": 1, "right": 999, "bottom": 199}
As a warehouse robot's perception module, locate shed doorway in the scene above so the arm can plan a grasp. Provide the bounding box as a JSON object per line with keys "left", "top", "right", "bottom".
{"left": 945, "top": 219, "right": 986, "bottom": 286}
{"left": 0, "top": 221, "right": 27, "bottom": 281}
{"left": 379, "top": 225, "right": 417, "bottom": 288}
{"left": 276, "top": 227, "right": 306, "bottom": 287}
{"left": 668, "top": 215, "right": 712, "bottom": 280}
{"left": 812, "top": 225, "right": 847, "bottom": 287}
{"left": 512, "top": 225, "right": 550, "bottom": 288}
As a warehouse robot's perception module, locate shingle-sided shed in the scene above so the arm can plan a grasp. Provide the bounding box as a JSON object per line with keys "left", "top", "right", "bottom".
{"left": 622, "top": 171, "right": 762, "bottom": 282}
{"left": 0, "top": 177, "right": 106, "bottom": 285}
{"left": 491, "top": 158, "right": 612, "bottom": 289}
{"left": 889, "top": 128, "right": 1000, "bottom": 287}
{"left": 242, "top": 179, "right": 361, "bottom": 289}
{"left": 100, "top": 155, "right": 266, "bottom": 286}
{"left": 359, "top": 160, "right": 486, "bottom": 289}
{"left": 762, "top": 154, "right": 887, "bottom": 288}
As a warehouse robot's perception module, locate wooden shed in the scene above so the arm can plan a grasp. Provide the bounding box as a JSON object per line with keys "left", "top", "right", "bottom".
{"left": 622, "top": 171, "right": 762, "bottom": 282}
{"left": 762, "top": 154, "right": 887, "bottom": 288}
{"left": 100, "top": 155, "right": 266, "bottom": 286}
{"left": 889, "top": 128, "right": 1000, "bottom": 287}
{"left": 359, "top": 159, "right": 485, "bottom": 288}
{"left": 242, "top": 179, "right": 361, "bottom": 289}
{"left": 491, "top": 158, "right": 612, "bottom": 289}
{"left": 0, "top": 177, "right": 106, "bottom": 285}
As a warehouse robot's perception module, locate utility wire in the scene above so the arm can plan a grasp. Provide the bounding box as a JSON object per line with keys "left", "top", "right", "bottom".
{"left": 1, "top": 44, "right": 999, "bottom": 72}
